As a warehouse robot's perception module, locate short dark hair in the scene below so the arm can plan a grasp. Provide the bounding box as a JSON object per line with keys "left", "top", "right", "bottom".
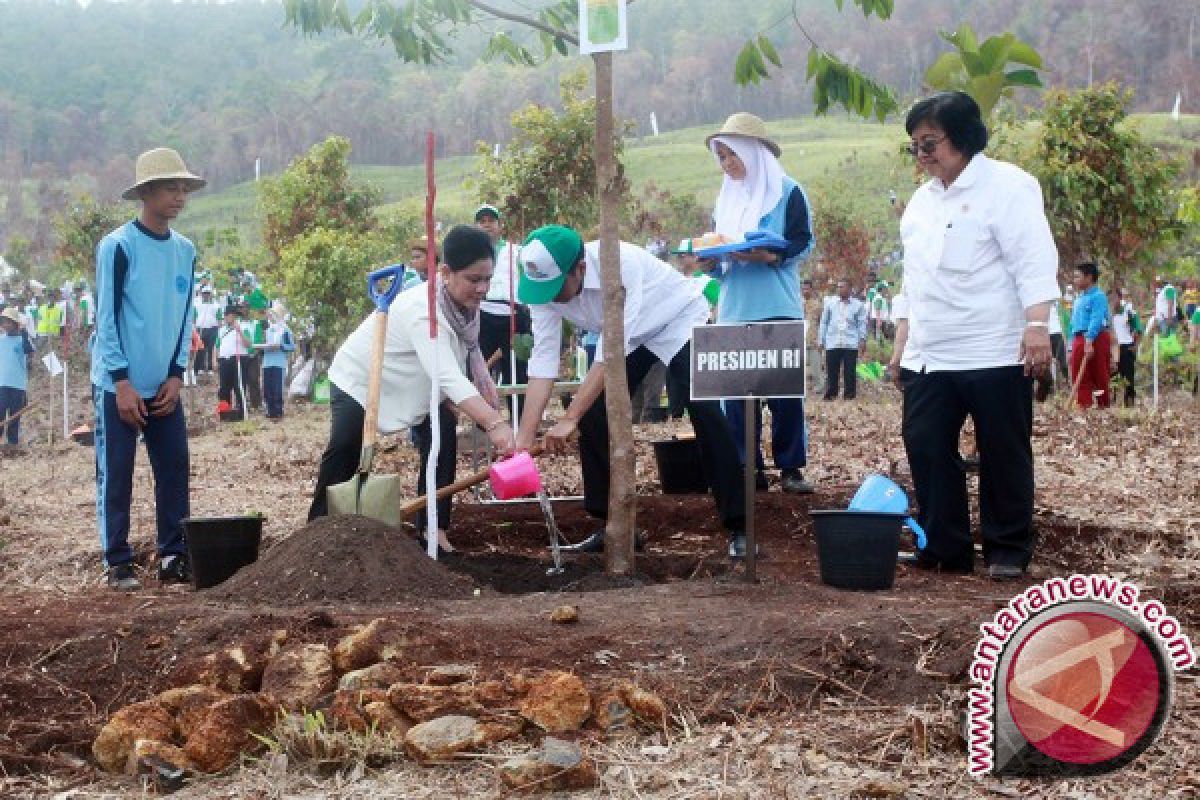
{"left": 441, "top": 225, "right": 495, "bottom": 272}
{"left": 1074, "top": 262, "right": 1100, "bottom": 281}
{"left": 905, "top": 91, "right": 989, "bottom": 158}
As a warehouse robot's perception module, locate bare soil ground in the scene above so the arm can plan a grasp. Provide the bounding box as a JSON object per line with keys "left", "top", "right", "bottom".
{"left": 1, "top": 385, "right": 1198, "bottom": 798}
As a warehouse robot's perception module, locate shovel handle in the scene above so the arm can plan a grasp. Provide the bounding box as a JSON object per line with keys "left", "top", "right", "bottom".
{"left": 398, "top": 445, "right": 544, "bottom": 517}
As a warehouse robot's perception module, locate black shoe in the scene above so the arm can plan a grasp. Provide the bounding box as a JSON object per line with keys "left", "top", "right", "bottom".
{"left": 568, "top": 529, "right": 646, "bottom": 553}
{"left": 780, "top": 469, "right": 815, "bottom": 494}
{"left": 108, "top": 563, "right": 142, "bottom": 591}
{"left": 987, "top": 563, "right": 1026, "bottom": 581}
{"left": 158, "top": 554, "right": 192, "bottom": 585}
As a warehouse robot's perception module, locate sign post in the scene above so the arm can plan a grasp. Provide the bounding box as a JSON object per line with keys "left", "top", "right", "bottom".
{"left": 691, "top": 321, "right": 807, "bottom": 582}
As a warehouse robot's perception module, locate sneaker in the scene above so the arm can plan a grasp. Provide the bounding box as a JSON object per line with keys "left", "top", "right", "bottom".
{"left": 107, "top": 563, "right": 142, "bottom": 591}
{"left": 568, "top": 528, "right": 646, "bottom": 554}
{"left": 987, "top": 563, "right": 1026, "bottom": 581}
{"left": 728, "top": 532, "right": 761, "bottom": 559}
{"left": 158, "top": 554, "right": 192, "bottom": 585}
{"left": 780, "top": 469, "right": 815, "bottom": 494}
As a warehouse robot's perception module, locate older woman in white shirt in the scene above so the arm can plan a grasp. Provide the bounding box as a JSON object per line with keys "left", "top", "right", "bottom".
{"left": 888, "top": 91, "right": 1059, "bottom": 580}
{"left": 308, "top": 225, "right": 514, "bottom": 551}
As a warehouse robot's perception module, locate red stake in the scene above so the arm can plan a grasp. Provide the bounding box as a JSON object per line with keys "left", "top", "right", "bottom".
{"left": 425, "top": 132, "right": 437, "bottom": 339}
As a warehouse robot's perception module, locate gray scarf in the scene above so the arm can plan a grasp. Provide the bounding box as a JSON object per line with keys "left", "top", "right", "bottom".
{"left": 436, "top": 279, "right": 500, "bottom": 409}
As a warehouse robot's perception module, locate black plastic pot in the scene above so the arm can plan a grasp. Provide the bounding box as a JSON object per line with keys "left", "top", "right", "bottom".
{"left": 810, "top": 510, "right": 905, "bottom": 590}
{"left": 184, "top": 515, "right": 264, "bottom": 589}
{"left": 652, "top": 437, "right": 709, "bottom": 494}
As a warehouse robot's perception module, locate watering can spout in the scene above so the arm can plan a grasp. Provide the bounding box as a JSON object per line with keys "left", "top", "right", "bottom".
{"left": 848, "top": 474, "right": 927, "bottom": 551}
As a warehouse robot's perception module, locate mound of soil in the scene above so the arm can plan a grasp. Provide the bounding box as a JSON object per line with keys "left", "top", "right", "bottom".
{"left": 207, "top": 515, "right": 474, "bottom": 605}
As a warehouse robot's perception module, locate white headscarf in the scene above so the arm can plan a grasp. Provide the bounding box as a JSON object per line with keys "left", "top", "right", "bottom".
{"left": 709, "top": 135, "right": 786, "bottom": 240}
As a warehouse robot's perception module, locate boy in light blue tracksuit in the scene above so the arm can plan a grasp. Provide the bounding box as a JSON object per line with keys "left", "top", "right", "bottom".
{"left": 262, "top": 311, "right": 295, "bottom": 419}
{"left": 91, "top": 148, "right": 205, "bottom": 591}
{"left": 0, "top": 308, "right": 35, "bottom": 446}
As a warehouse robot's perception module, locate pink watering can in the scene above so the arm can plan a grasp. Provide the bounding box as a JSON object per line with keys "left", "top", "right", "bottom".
{"left": 489, "top": 451, "right": 543, "bottom": 500}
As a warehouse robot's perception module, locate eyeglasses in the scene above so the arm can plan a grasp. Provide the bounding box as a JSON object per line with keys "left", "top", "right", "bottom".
{"left": 906, "top": 135, "right": 947, "bottom": 156}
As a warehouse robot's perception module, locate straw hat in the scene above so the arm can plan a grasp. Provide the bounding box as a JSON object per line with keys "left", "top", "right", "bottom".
{"left": 705, "top": 112, "right": 781, "bottom": 158}
{"left": 122, "top": 148, "right": 206, "bottom": 201}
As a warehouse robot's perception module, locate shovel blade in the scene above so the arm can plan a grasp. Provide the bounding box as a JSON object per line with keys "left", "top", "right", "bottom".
{"left": 326, "top": 473, "right": 404, "bottom": 528}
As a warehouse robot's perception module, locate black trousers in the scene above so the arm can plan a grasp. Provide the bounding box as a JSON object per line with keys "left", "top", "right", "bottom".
{"left": 242, "top": 352, "right": 263, "bottom": 410}
{"left": 578, "top": 343, "right": 745, "bottom": 531}
{"left": 307, "top": 384, "right": 456, "bottom": 526}
{"left": 900, "top": 366, "right": 1035, "bottom": 571}
{"left": 480, "top": 308, "right": 530, "bottom": 418}
{"left": 197, "top": 327, "right": 218, "bottom": 372}
{"left": 823, "top": 348, "right": 858, "bottom": 399}
{"left": 217, "top": 356, "right": 246, "bottom": 412}
{"left": 1117, "top": 343, "right": 1137, "bottom": 407}
{"left": 263, "top": 366, "right": 285, "bottom": 418}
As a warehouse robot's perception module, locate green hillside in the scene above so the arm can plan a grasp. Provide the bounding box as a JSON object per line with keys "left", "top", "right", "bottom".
{"left": 178, "top": 112, "right": 1200, "bottom": 246}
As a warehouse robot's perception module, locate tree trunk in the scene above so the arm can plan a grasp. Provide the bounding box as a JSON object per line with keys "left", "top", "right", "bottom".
{"left": 592, "top": 51, "right": 636, "bottom": 576}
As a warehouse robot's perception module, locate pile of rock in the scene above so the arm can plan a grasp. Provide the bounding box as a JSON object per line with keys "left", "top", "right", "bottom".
{"left": 93, "top": 618, "right": 667, "bottom": 794}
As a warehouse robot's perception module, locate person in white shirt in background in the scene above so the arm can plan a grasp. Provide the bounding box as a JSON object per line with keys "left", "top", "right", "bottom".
{"left": 888, "top": 91, "right": 1059, "bottom": 581}
{"left": 513, "top": 225, "right": 750, "bottom": 557}
{"left": 216, "top": 304, "right": 251, "bottom": 413}
{"left": 308, "top": 225, "right": 513, "bottom": 554}
{"left": 817, "top": 279, "right": 868, "bottom": 400}
{"left": 1111, "top": 286, "right": 1141, "bottom": 407}
{"left": 474, "top": 204, "right": 530, "bottom": 405}
{"left": 1033, "top": 296, "right": 1069, "bottom": 402}
{"left": 1153, "top": 276, "right": 1178, "bottom": 335}
{"left": 193, "top": 285, "right": 221, "bottom": 378}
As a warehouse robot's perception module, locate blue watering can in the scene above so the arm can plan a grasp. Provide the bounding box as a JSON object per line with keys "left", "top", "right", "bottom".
{"left": 849, "top": 474, "right": 927, "bottom": 551}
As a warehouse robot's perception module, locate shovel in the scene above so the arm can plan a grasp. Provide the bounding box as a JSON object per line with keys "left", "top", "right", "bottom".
{"left": 327, "top": 265, "right": 406, "bottom": 526}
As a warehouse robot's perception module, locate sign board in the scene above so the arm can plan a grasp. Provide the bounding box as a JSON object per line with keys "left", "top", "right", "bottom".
{"left": 579, "top": 0, "right": 628, "bottom": 54}
{"left": 690, "top": 321, "right": 806, "bottom": 400}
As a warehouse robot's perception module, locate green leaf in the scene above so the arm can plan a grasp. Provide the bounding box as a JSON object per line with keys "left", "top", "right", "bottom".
{"left": 924, "top": 52, "right": 964, "bottom": 90}
{"left": 977, "top": 33, "right": 1015, "bottom": 74}
{"left": 758, "top": 35, "right": 782, "bottom": 68}
{"left": 1005, "top": 69, "right": 1043, "bottom": 88}
{"left": 1007, "top": 41, "right": 1044, "bottom": 68}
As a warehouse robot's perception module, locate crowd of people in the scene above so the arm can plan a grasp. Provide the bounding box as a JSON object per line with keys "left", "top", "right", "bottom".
{"left": 2, "top": 91, "right": 1198, "bottom": 591}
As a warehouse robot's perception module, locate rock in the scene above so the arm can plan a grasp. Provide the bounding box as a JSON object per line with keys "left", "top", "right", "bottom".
{"left": 363, "top": 701, "right": 411, "bottom": 740}
{"left": 498, "top": 737, "right": 599, "bottom": 793}
{"left": 618, "top": 683, "right": 668, "bottom": 730}
{"left": 328, "top": 687, "right": 390, "bottom": 733}
{"left": 261, "top": 643, "right": 335, "bottom": 711}
{"left": 332, "top": 618, "right": 401, "bottom": 674}
{"left": 592, "top": 690, "right": 631, "bottom": 732}
{"left": 425, "top": 664, "right": 476, "bottom": 686}
{"left": 386, "top": 683, "right": 486, "bottom": 722}
{"left": 474, "top": 715, "right": 525, "bottom": 746}
{"left": 404, "top": 715, "right": 479, "bottom": 763}
{"left": 125, "top": 738, "right": 195, "bottom": 776}
{"left": 92, "top": 700, "right": 176, "bottom": 773}
{"left": 155, "top": 685, "right": 230, "bottom": 739}
{"left": 548, "top": 605, "right": 579, "bottom": 624}
{"left": 338, "top": 661, "right": 405, "bottom": 692}
{"left": 519, "top": 672, "right": 591, "bottom": 733}
{"left": 183, "top": 694, "right": 276, "bottom": 773}
{"left": 172, "top": 646, "right": 264, "bottom": 694}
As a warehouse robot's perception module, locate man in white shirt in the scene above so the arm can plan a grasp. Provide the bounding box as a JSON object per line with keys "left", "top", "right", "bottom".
{"left": 513, "top": 225, "right": 749, "bottom": 557}
{"left": 890, "top": 91, "right": 1059, "bottom": 580}
{"left": 475, "top": 205, "right": 530, "bottom": 397}
{"left": 194, "top": 285, "right": 221, "bottom": 377}
{"left": 817, "top": 279, "right": 868, "bottom": 400}
{"left": 1111, "top": 287, "right": 1141, "bottom": 407}
{"left": 1154, "top": 276, "right": 1178, "bottom": 334}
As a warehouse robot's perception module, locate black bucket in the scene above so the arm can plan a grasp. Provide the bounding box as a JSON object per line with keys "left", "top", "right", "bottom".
{"left": 184, "top": 515, "right": 264, "bottom": 589}
{"left": 810, "top": 510, "right": 905, "bottom": 590}
{"left": 652, "top": 438, "right": 709, "bottom": 494}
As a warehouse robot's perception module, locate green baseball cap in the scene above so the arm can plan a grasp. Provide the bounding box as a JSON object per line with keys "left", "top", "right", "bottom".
{"left": 474, "top": 204, "right": 501, "bottom": 221}
{"left": 518, "top": 225, "right": 584, "bottom": 305}
{"left": 671, "top": 238, "right": 694, "bottom": 255}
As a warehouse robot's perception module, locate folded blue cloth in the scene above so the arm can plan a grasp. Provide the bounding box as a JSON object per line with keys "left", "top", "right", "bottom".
{"left": 694, "top": 229, "right": 790, "bottom": 258}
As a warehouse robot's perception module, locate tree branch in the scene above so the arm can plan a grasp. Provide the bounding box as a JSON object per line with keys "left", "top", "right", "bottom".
{"left": 465, "top": 0, "right": 579, "bottom": 46}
